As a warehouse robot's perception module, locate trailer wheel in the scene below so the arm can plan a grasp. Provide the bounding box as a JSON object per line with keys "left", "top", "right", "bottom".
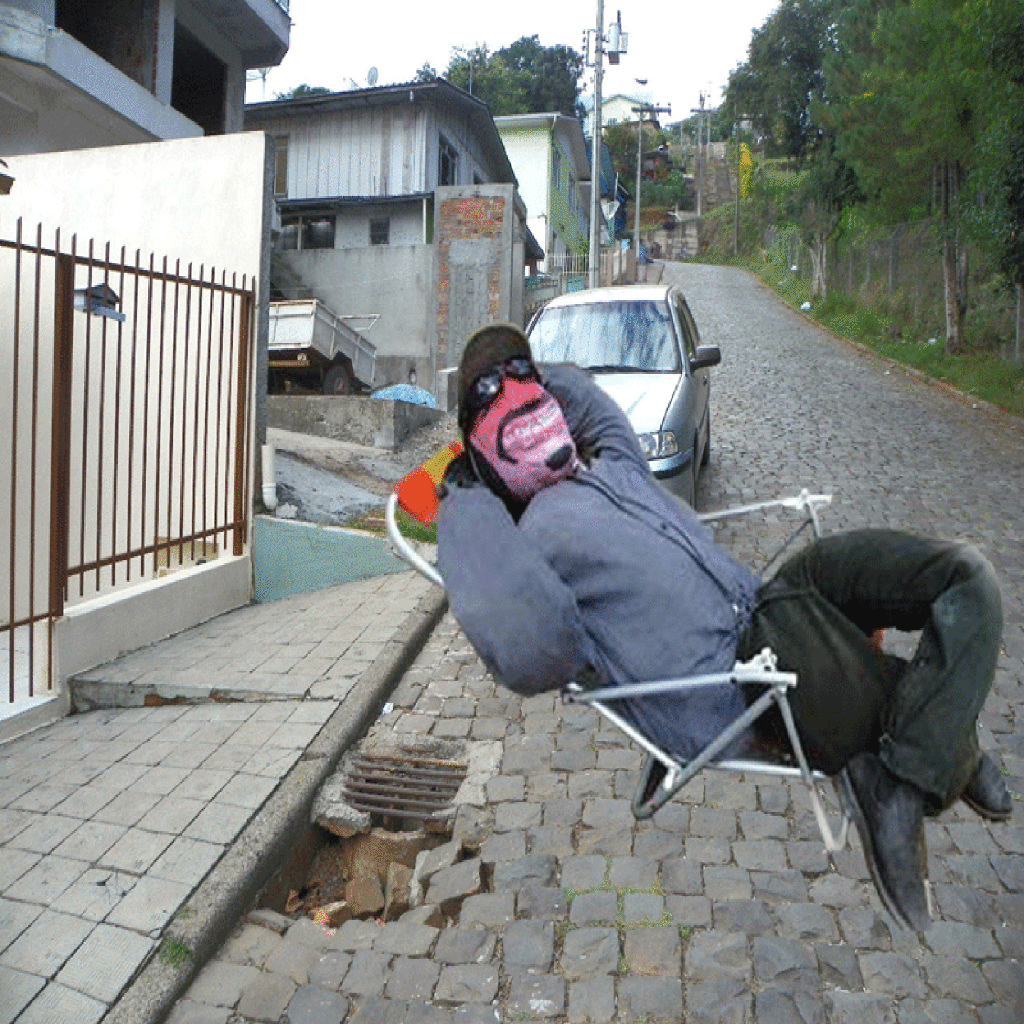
{"left": 322, "top": 363, "right": 354, "bottom": 395}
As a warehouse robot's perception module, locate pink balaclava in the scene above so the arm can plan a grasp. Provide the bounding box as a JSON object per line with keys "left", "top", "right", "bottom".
{"left": 458, "top": 323, "right": 577, "bottom": 504}
{"left": 469, "top": 375, "right": 578, "bottom": 502}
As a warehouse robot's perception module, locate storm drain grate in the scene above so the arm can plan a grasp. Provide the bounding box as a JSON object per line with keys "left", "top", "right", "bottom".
{"left": 342, "top": 752, "right": 468, "bottom": 821}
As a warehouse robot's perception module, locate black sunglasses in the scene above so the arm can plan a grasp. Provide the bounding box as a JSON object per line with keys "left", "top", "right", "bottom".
{"left": 467, "top": 357, "right": 538, "bottom": 415}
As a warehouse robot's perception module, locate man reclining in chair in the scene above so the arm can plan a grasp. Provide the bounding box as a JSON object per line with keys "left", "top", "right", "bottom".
{"left": 436, "top": 321, "right": 1011, "bottom": 932}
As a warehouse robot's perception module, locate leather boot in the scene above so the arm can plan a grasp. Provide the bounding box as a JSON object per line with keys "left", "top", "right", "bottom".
{"left": 961, "top": 753, "right": 1012, "bottom": 821}
{"left": 838, "top": 752, "right": 931, "bottom": 931}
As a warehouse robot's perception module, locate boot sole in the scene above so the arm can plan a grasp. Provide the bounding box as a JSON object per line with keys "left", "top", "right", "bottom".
{"left": 835, "top": 767, "right": 916, "bottom": 931}
{"left": 961, "top": 792, "right": 1012, "bottom": 822}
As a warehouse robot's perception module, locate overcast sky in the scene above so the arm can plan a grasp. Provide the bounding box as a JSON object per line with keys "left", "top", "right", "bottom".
{"left": 247, "top": 0, "right": 780, "bottom": 120}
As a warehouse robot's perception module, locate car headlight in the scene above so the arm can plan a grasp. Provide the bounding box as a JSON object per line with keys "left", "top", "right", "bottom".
{"left": 637, "top": 430, "right": 679, "bottom": 459}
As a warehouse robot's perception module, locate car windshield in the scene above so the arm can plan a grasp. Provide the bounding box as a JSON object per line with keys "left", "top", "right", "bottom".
{"left": 528, "top": 299, "right": 681, "bottom": 372}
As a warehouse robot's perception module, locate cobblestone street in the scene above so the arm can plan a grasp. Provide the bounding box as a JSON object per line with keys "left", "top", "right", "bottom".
{"left": 168, "top": 263, "right": 1024, "bottom": 1023}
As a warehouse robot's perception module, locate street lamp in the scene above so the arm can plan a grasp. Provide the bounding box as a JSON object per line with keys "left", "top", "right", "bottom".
{"left": 632, "top": 97, "right": 670, "bottom": 282}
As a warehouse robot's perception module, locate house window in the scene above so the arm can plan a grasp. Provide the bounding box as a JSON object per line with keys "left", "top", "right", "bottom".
{"left": 302, "top": 216, "right": 335, "bottom": 249}
{"left": 274, "top": 136, "right": 288, "bottom": 197}
{"left": 551, "top": 149, "right": 563, "bottom": 194}
{"left": 370, "top": 218, "right": 390, "bottom": 245}
{"left": 439, "top": 135, "right": 459, "bottom": 186}
{"left": 280, "top": 215, "right": 334, "bottom": 250}
{"left": 569, "top": 176, "right": 577, "bottom": 215}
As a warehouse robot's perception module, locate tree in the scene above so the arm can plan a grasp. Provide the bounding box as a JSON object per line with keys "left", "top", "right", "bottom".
{"left": 831, "top": 0, "right": 979, "bottom": 353}
{"left": 962, "top": 0, "right": 1024, "bottom": 360}
{"left": 726, "top": 0, "right": 835, "bottom": 166}
{"left": 442, "top": 36, "right": 583, "bottom": 117}
{"left": 275, "top": 84, "right": 330, "bottom": 100}
{"left": 415, "top": 63, "right": 437, "bottom": 83}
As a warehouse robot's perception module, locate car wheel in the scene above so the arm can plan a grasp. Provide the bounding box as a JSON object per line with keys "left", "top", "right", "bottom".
{"left": 701, "top": 411, "right": 711, "bottom": 466}
{"left": 323, "top": 363, "right": 353, "bottom": 395}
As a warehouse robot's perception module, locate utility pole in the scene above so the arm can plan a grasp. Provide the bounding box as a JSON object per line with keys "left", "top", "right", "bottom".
{"left": 690, "top": 93, "right": 707, "bottom": 218}
{"left": 632, "top": 100, "right": 671, "bottom": 280}
{"left": 585, "top": 7, "right": 627, "bottom": 289}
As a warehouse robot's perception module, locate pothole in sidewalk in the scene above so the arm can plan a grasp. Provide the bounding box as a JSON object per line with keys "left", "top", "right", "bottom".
{"left": 257, "top": 738, "right": 503, "bottom": 930}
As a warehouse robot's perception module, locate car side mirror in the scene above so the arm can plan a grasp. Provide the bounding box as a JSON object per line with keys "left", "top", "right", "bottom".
{"left": 690, "top": 346, "right": 721, "bottom": 371}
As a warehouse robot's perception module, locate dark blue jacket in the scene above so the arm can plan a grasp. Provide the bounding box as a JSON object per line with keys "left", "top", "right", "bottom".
{"left": 437, "top": 363, "right": 762, "bottom": 761}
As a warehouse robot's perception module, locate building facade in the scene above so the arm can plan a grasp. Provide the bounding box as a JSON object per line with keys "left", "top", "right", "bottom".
{"left": 0, "top": 0, "right": 289, "bottom": 154}
{"left": 245, "top": 79, "right": 540, "bottom": 396}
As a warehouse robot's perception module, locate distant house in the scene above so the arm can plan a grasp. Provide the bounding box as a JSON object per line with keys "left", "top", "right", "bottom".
{"left": 582, "top": 92, "right": 652, "bottom": 135}
{"left": 0, "top": 0, "right": 289, "bottom": 154}
{"left": 494, "top": 113, "right": 590, "bottom": 278}
{"left": 245, "top": 79, "right": 541, "bottom": 396}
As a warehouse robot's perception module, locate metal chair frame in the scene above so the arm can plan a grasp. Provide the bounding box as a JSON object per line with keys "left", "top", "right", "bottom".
{"left": 385, "top": 488, "right": 850, "bottom": 853}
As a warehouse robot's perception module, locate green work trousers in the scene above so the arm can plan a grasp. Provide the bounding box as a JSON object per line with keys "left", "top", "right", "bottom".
{"left": 738, "top": 529, "right": 1003, "bottom": 810}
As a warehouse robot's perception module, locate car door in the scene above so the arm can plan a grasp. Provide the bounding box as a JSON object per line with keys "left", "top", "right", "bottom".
{"left": 673, "top": 293, "right": 710, "bottom": 461}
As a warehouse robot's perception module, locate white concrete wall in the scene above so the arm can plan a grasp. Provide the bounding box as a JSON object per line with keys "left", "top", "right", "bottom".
{"left": 278, "top": 243, "right": 436, "bottom": 388}
{"left": 0, "top": 131, "right": 268, "bottom": 717}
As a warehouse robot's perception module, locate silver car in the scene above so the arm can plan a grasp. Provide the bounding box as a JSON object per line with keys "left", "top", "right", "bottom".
{"left": 526, "top": 284, "right": 720, "bottom": 506}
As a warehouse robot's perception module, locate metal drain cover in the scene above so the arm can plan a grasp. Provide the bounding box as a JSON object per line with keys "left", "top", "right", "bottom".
{"left": 341, "top": 751, "right": 468, "bottom": 822}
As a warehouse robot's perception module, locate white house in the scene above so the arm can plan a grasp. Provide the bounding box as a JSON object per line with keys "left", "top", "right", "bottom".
{"left": 583, "top": 91, "right": 652, "bottom": 135}
{"left": 494, "top": 112, "right": 590, "bottom": 278}
{"left": 245, "top": 79, "right": 541, "bottom": 393}
{"left": 0, "top": 0, "right": 289, "bottom": 154}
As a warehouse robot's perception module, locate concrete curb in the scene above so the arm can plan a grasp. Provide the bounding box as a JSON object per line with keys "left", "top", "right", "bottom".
{"left": 103, "top": 586, "right": 448, "bottom": 1024}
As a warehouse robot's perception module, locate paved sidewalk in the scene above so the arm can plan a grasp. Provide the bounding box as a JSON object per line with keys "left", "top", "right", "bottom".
{"left": 0, "top": 571, "right": 444, "bottom": 1024}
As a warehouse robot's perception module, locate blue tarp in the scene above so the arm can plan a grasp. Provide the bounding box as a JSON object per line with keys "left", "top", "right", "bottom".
{"left": 371, "top": 385, "right": 437, "bottom": 408}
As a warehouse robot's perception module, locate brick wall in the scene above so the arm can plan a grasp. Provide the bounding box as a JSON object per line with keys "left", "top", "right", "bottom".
{"left": 435, "top": 185, "right": 518, "bottom": 378}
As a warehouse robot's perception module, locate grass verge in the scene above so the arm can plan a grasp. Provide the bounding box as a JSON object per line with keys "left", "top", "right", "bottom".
{"left": 726, "top": 256, "right": 1024, "bottom": 419}
{"left": 344, "top": 503, "right": 438, "bottom": 545}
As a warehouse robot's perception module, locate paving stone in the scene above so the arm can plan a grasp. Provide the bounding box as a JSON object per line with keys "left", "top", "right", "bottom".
{"left": 685, "top": 930, "right": 751, "bottom": 983}
{"left": 665, "top": 893, "right": 713, "bottom": 928}
{"left": 560, "top": 927, "right": 619, "bottom": 979}
{"left": 836, "top": 906, "right": 892, "bottom": 950}
{"left": 263, "top": 935, "right": 328, "bottom": 985}
{"left": 458, "top": 892, "right": 514, "bottom": 928}
{"left": 754, "top": 988, "right": 827, "bottom": 1024}
{"left": 14, "top": 981, "right": 106, "bottom": 1024}
{"left": 505, "top": 972, "right": 565, "bottom": 1019}
{"left": 0, "top": 908, "right": 94, "bottom": 978}
{"left": 921, "top": 954, "right": 993, "bottom": 1003}
{"left": 528, "top": 824, "right": 574, "bottom": 857}
{"left": 858, "top": 951, "right": 929, "bottom": 999}
{"left": 567, "top": 975, "right": 615, "bottom": 1023}
{"left": 164, "top": 999, "right": 232, "bottom": 1024}
{"left": 823, "top": 989, "right": 897, "bottom": 1024}
{"left": 502, "top": 920, "right": 554, "bottom": 970}
{"left": 922, "top": 920, "right": 1000, "bottom": 959}
{"left": 286, "top": 984, "right": 350, "bottom": 1024}
{"left": 515, "top": 886, "right": 567, "bottom": 920}
{"left": 237, "top": 971, "right": 297, "bottom": 1021}
{"left": 434, "top": 964, "right": 499, "bottom": 1005}
{"left": 608, "top": 856, "right": 660, "bottom": 890}
{"left": 219, "top": 921, "right": 282, "bottom": 966}
{"left": 341, "top": 949, "right": 392, "bottom": 997}
{"left": 681, "top": 977, "right": 751, "bottom": 1024}
{"left": 662, "top": 856, "right": 703, "bottom": 894}
{"left": 623, "top": 925, "right": 681, "bottom": 975}
{"left": 307, "top": 950, "right": 352, "bottom": 990}
{"left": 713, "top": 899, "right": 777, "bottom": 936}
{"left": 426, "top": 858, "right": 482, "bottom": 910}
{"left": 568, "top": 890, "right": 617, "bottom": 926}
{"left": 751, "top": 934, "right": 817, "bottom": 991}
{"left": 622, "top": 892, "right": 666, "bottom": 925}
{"left": 434, "top": 928, "right": 496, "bottom": 965}
{"left": 560, "top": 855, "right": 607, "bottom": 892}
{"left": 492, "top": 854, "right": 556, "bottom": 892}
{"left": 384, "top": 956, "right": 440, "bottom": 1000}
{"left": 373, "top": 922, "right": 439, "bottom": 956}
{"left": 0, "top": 964, "right": 45, "bottom": 1024}
{"left": 776, "top": 902, "right": 840, "bottom": 943}
{"left": 480, "top": 831, "right": 525, "bottom": 863}
{"left": 815, "top": 943, "right": 863, "bottom": 990}
{"left": 617, "top": 976, "right": 684, "bottom": 1023}
{"left": 494, "top": 802, "right": 543, "bottom": 831}
{"left": 633, "top": 827, "right": 685, "bottom": 860}
{"left": 53, "top": 923, "right": 154, "bottom": 1002}
{"left": 703, "top": 865, "right": 753, "bottom": 901}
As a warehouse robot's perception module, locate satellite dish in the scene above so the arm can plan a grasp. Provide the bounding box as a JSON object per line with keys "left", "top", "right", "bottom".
{"left": 367, "top": 67, "right": 378, "bottom": 87}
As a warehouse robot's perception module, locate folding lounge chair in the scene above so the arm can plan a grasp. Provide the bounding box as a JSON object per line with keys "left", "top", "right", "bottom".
{"left": 384, "top": 456, "right": 851, "bottom": 856}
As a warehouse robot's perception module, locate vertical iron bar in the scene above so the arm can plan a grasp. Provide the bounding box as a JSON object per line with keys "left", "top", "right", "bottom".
{"left": 127, "top": 251, "right": 141, "bottom": 583}
{"left": 50, "top": 248, "right": 75, "bottom": 622}
{"left": 140, "top": 254, "right": 154, "bottom": 576}
{"left": 179, "top": 264, "right": 192, "bottom": 561}
{"left": 191, "top": 267, "right": 204, "bottom": 561}
{"left": 241, "top": 280, "right": 255, "bottom": 553}
{"left": 111, "top": 246, "right": 126, "bottom": 586}
{"left": 232, "top": 286, "right": 252, "bottom": 556}
{"left": 223, "top": 277, "right": 237, "bottom": 543}
{"left": 95, "top": 242, "right": 110, "bottom": 590}
{"left": 30, "top": 223, "right": 43, "bottom": 694}
{"left": 153, "top": 256, "right": 167, "bottom": 578}
{"left": 9, "top": 219, "right": 22, "bottom": 701}
{"left": 79, "top": 238, "right": 92, "bottom": 596}
{"left": 167, "top": 259, "right": 180, "bottom": 568}
{"left": 213, "top": 271, "right": 226, "bottom": 550}
{"left": 202, "top": 267, "right": 215, "bottom": 557}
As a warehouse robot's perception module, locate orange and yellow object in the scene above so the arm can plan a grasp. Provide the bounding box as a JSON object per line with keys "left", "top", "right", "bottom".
{"left": 394, "top": 440, "right": 464, "bottom": 524}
